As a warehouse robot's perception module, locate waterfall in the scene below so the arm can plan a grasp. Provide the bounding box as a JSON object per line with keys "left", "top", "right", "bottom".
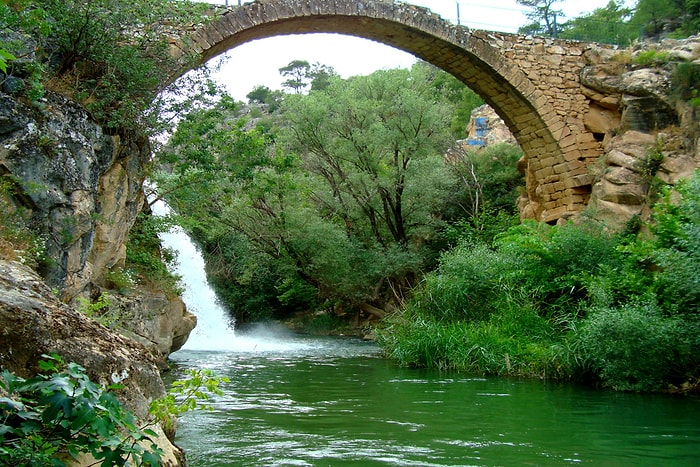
{"left": 152, "top": 198, "right": 309, "bottom": 353}
{"left": 151, "top": 200, "right": 238, "bottom": 351}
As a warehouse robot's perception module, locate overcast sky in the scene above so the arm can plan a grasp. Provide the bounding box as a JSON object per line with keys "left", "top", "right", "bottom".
{"left": 194, "top": 0, "right": 626, "bottom": 100}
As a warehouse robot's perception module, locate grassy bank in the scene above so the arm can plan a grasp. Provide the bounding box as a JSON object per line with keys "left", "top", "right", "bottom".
{"left": 377, "top": 172, "right": 700, "bottom": 392}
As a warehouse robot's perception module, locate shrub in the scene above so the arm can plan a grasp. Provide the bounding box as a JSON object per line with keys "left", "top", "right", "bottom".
{"left": 575, "top": 303, "right": 682, "bottom": 391}
{"left": 407, "top": 242, "right": 519, "bottom": 323}
{"left": 0, "top": 176, "right": 47, "bottom": 268}
{"left": 496, "top": 220, "right": 622, "bottom": 318}
{"left": 378, "top": 303, "right": 561, "bottom": 377}
{"left": 633, "top": 49, "right": 672, "bottom": 67}
{"left": 125, "top": 211, "right": 182, "bottom": 296}
{"left": 76, "top": 293, "right": 119, "bottom": 328}
{"left": 649, "top": 172, "right": 700, "bottom": 314}
{"left": 149, "top": 368, "right": 228, "bottom": 436}
{"left": 0, "top": 354, "right": 163, "bottom": 466}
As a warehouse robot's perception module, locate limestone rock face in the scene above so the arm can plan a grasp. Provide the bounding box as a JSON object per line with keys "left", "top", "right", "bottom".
{"left": 108, "top": 291, "right": 197, "bottom": 358}
{"left": 0, "top": 259, "right": 184, "bottom": 465}
{"left": 0, "top": 91, "right": 142, "bottom": 300}
{"left": 580, "top": 37, "right": 700, "bottom": 228}
{"left": 0, "top": 90, "right": 194, "bottom": 360}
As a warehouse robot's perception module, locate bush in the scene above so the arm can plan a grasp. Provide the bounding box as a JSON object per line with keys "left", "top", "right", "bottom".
{"left": 1, "top": 0, "right": 211, "bottom": 131}
{"left": 125, "top": 211, "right": 182, "bottom": 296}
{"left": 496, "top": 220, "right": 622, "bottom": 318}
{"left": 378, "top": 304, "right": 562, "bottom": 377}
{"left": 407, "top": 242, "right": 519, "bottom": 323}
{"left": 650, "top": 173, "right": 700, "bottom": 314}
{"left": 0, "top": 354, "right": 163, "bottom": 466}
{"left": 575, "top": 303, "right": 682, "bottom": 391}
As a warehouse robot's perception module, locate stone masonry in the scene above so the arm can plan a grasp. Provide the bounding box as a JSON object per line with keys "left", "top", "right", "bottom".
{"left": 171, "top": 0, "right": 611, "bottom": 223}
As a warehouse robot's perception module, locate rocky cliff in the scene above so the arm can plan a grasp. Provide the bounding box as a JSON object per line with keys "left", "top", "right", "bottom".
{"left": 0, "top": 90, "right": 195, "bottom": 357}
{"left": 0, "top": 259, "right": 185, "bottom": 465}
{"left": 0, "top": 90, "right": 194, "bottom": 464}
{"left": 580, "top": 36, "right": 700, "bottom": 227}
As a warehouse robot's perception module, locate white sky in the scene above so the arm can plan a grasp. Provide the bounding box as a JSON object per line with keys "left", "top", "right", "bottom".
{"left": 195, "top": 0, "right": 626, "bottom": 100}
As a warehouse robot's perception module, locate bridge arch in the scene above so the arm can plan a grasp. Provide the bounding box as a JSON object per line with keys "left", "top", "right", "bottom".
{"left": 176, "top": 0, "right": 603, "bottom": 222}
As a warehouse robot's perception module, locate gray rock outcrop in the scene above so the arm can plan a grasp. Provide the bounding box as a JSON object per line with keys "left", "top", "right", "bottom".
{"left": 0, "top": 91, "right": 195, "bottom": 359}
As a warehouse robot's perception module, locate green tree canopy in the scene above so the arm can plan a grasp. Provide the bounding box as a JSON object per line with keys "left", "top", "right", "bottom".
{"left": 158, "top": 63, "right": 488, "bottom": 323}
{"left": 559, "top": 0, "right": 638, "bottom": 44}
{"left": 517, "top": 0, "right": 564, "bottom": 36}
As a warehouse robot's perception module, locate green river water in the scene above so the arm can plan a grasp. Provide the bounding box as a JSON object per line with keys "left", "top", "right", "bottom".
{"left": 168, "top": 331, "right": 700, "bottom": 467}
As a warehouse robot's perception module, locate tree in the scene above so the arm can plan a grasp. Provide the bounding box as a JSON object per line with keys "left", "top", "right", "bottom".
{"left": 279, "top": 59, "right": 311, "bottom": 94}
{"left": 559, "top": 0, "right": 637, "bottom": 44}
{"left": 517, "top": 0, "right": 563, "bottom": 36}
{"left": 281, "top": 65, "right": 456, "bottom": 249}
{"left": 1, "top": 0, "right": 211, "bottom": 131}
{"left": 161, "top": 65, "right": 466, "bottom": 322}
{"left": 631, "top": 0, "right": 699, "bottom": 38}
{"left": 308, "top": 62, "right": 338, "bottom": 92}
{"left": 246, "top": 85, "right": 284, "bottom": 112}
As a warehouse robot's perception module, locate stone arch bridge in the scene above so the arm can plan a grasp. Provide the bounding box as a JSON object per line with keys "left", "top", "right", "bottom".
{"left": 173, "top": 0, "right": 610, "bottom": 223}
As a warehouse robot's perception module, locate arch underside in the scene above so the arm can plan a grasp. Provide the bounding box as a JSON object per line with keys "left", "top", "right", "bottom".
{"left": 185, "top": 1, "right": 593, "bottom": 222}
{"left": 198, "top": 14, "right": 557, "bottom": 153}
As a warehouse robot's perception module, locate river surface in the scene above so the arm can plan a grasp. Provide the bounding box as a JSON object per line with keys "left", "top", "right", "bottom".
{"left": 168, "top": 332, "right": 700, "bottom": 467}
{"left": 155, "top": 197, "right": 700, "bottom": 466}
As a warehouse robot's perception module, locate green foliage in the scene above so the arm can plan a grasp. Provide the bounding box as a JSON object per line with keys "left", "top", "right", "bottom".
{"left": 649, "top": 174, "right": 700, "bottom": 314}
{"left": 0, "top": 176, "right": 48, "bottom": 268}
{"left": 640, "top": 143, "right": 666, "bottom": 178}
{"left": 380, "top": 171, "right": 700, "bottom": 391}
{"left": 2, "top": 0, "right": 211, "bottom": 131}
{"left": 279, "top": 59, "right": 311, "bottom": 94}
{"left": 445, "top": 142, "right": 524, "bottom": 219}
{"left": 125, "top": 211, "right": 183, "bottom": 296}
{"left": 631, "top": 0, "right": 683, "bottom": 38}
{"left": 517, "top": 0, "right": 563, "bottom": 36}
{"left": 161, "top": 65, "right": 464, "bottom": 324}
{"left": 246, "top": 85, "right": 284, "bottom": 112}
{"left": 105, "top": 268, "right": 136, "bottom": 294}
{"left": 378, "top": 304, "right": 561, "bottom": 377}
{"left": 672, "top": 63, "right": 700, "bottom": 107}
{"left": 559, "top": 0, "right": 639, "bottom": 44}
{"left": 633, "top": 49, "right": 673, "bottom": 67}
{"left": 419, "top": 62, "right": 484, "bottom": 137}
{"left": 574, "top": 303, "right": 684, "bottom": 391}
{"left": 149, "top": 369, "right": 228, "bottom": 435}
{"left": 495, "top": 220, "right": 622, "bottom": 317}
{"left": 0, "top": 354, "right": 163, "bottom": 466}
{"left": 76, "top": 293, "right": 120, "bottom": 328}
{"left": 407, "top": 243, "right": 518, "bottom": 323}
{"left": 0, "top": 48, "right": 16, "bottom": 74}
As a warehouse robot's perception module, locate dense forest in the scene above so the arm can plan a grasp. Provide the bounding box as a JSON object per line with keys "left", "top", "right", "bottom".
{"left": 1, "top": 0, "right": 699, "bottom": 396}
